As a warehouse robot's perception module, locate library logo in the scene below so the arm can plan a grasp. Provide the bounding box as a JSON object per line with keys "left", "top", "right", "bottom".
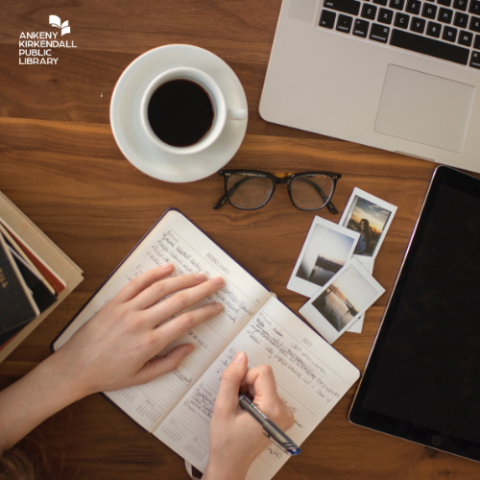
{"left": 49, "top": 15, "right": 71, "bottom": 36}
{"left": 19, "top": 15, "right": 77, "bottom": 65}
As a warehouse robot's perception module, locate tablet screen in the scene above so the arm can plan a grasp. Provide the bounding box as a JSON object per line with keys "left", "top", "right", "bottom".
{"left": 350, "top": 166, "right": 480, "bottom": 461}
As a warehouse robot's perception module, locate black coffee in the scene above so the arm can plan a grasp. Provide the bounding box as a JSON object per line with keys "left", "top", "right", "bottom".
{"left": 147, "top": 79, "right": 214, "bottom": 147}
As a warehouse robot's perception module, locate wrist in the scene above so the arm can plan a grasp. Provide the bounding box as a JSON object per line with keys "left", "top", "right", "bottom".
{"left": 39, "top": 351, "right": 91, "bottom": 404}
{"left": 203, "top": 459, "right": 250, "bottom": 480}
{"left": 0, "top": 352, "right": 90, "bottom": 453}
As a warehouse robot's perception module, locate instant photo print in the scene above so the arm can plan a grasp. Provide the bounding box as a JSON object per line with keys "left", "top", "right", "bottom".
{"left": 347, "top": 259, "right": 373, "bottom": 334}
{"left": 287, "top": 217, "right": 359, "bottom": 299}
{"left": 340, "top": 188, "right": 397, "bottom": 267}
{"left": 299, "top": 257, "right": 385, "bottom": 344}
{"left": 341, "top": 189, "right": 396, "bottom": 334}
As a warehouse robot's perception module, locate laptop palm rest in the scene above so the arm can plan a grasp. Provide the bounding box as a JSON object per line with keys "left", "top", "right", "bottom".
{"left": 374, "top": 65, "right": 475, "bottom": 153}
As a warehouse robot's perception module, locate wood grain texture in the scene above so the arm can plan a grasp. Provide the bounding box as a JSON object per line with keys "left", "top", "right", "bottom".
{"left": 1, "top": 1, "right": 478, "bottom": 479}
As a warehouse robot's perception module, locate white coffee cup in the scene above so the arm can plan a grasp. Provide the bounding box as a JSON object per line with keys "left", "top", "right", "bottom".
{"left": 140, "top": 67, "right": 247, "bottom": 155}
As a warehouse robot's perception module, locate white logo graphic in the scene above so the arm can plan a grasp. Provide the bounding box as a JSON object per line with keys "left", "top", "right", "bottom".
{"left": 49, "top": 15, "right": 70, "bottom": 36}
{"left": 18, "top": 16, "right": 77, "bottom": 65}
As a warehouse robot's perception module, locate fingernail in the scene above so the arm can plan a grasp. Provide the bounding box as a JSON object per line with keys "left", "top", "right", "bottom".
{"left": 214, "top": 302, "right": 223, "bottom": 311}
{"left": 162, "top": 263, "right": 173, "bottom": 270}
{"left": 185, "top": 344, "right": 195, "bottom": 355}
{"left": 195, "top": 273, "right": 207, "bottom": 281}
{"left": 233, "top": 351, "right": 245, "bottom": 363}
{"left": 212, "top": 276, "right": 224, "bottom": 286}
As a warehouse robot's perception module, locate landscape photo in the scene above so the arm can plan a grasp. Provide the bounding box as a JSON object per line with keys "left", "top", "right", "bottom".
{"left": 312, "top": 263, "right": 379, "bottom": 331}
{"left": 295, "top": 224, "right": 356, "bottom": 287}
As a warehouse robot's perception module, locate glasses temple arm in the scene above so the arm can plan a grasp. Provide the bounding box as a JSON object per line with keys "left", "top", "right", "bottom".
{"left": 213, "top": 194, "right": 228, "bottom": 209}
{"left": 326, "top": 200, "right": 338, "bottom": 215}
{"left": 213, "top": 176, "right": 254, "bottom": 210}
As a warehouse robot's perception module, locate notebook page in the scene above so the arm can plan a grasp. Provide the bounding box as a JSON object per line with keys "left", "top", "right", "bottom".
{"left": 154, "top": 296, "right": 360, "bottom": 480}
{"left": 54, "top": 210, "right": 271, "bottom": 432}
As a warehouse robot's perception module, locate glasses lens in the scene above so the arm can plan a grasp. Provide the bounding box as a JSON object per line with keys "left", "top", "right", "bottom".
{"left": 290, "top": 174, "right": 334, "bottom": 210}
{"left": 226, "top": 174, "right": 274, "bottom": 209}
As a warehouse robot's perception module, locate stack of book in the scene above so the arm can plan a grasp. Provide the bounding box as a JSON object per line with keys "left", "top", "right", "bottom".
{"left": 0, "top": 191, "right": 83, "bottom": 363}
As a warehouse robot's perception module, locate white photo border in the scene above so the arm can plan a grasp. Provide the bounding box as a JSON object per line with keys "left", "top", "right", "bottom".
{"left": 287, "top": 216, "right": 360, "bottom": 298}
{"left": 299, "top": 257, "right": 385, "bottom": 344}
{"left": 339, "top": 187, "right": 397, "bottom": 260}
{"left": 347, "top": 255, "right": 374, "bottom": 333}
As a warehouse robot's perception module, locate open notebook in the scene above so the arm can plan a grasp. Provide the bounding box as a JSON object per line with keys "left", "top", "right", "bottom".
{"left": 53, "top": 209, "right": 359, "bottom": 480}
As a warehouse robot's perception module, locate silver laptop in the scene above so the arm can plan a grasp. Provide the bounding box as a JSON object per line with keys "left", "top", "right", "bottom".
{"left": 260, "top": 0, "right": 480, "bottom": 173}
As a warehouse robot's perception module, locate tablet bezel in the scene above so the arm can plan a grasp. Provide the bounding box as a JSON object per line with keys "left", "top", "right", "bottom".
{"left": 349, "top": 165, "right": 480, "bottom": 463}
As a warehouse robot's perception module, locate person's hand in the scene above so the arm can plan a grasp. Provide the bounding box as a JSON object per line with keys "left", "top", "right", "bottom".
{"left": 55, "top": 263, "right": 224, "bottom": 398}
{"left": 203, "top": 352, "right": 295, "bottom": 480}
{"left": 0, "top": 264, "right": 225, "bottom": 454}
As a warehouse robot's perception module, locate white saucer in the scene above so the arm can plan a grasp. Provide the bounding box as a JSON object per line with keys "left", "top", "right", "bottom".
{"left": 110, "top": 45, "right": 248, "bottom": 183}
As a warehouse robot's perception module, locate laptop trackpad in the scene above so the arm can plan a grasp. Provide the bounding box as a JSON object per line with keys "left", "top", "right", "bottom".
{"left": 374, "top": 65, "right": 475, "bottom": 153}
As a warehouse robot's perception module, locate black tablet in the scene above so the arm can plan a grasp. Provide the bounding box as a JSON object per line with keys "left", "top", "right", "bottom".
{"left": 349, "top": 165, "right": 480, "bottom": 462}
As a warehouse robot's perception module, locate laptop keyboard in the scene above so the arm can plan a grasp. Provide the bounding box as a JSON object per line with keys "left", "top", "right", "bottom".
{"left": 319, "top": 0, "right": 480, "bottom": 68}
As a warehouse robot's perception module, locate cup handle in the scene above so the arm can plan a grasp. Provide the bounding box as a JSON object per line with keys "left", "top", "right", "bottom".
{"left": 227, "top": 109, "right": 248, "bottom": 121}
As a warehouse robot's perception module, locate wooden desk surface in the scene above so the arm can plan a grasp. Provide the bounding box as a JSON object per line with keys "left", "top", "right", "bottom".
{"left": 1, "top": 1, "right": 479, "bottom": 479}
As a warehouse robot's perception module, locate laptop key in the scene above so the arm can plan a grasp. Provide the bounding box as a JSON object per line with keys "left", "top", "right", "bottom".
{"left": 406, "top": 0, "right": 421, "bottom": 14}
{"left": 410, "top": 16, "right": 426, "bottom": 32}
{"left": 438, "top": 7, "right": 453, "bottom": 22}
{"left": 379, "top": 8, "right": 394, "bottom": 23}
{"left": 361, "top": 4, "right": 378, "bottom": 19}
{"left": 389, "top": 0, "right": 405, "bottom": 10}
{"left": 470, "top": 16, "right": 480, "bottom": 31}
{"left": 373, "top": 0, "right": 388, "bottom": 7}
{"left": 422, "top": 3, "right": 437, "bottom": 18}
{"left": 442, "top": 25, "right": 458, "bottom": 40}
{"left": 336, "top": 14, "right": 354, "bottom": 32}
{"left": 437, "top": 0, "right": 451, "bottom": 6}
{"left": 469, "top": 0, "right": 480, "bottom": 14}
{"left": 323, "top": 0, "right": 361, "bottom": 16}
{"left": 458, "top": 30, "right": 473, "bottom": 45}
{"left": 427, "top": 20, "right": 442, "bottom": 36}
{"left": 390, "top": 28, "right": 470, "bottom": 64}
{"left": 475, "top": 34, "right": 480, "bottom": 47}
{"left": 471, "top": 50, "right": 480, "bottom": 67}
{"left": 319, "top": 9, "right": 337, "bottom": 28}
{"left": 395, "top": 12, "right": 411, "bottom": 27}
{"left": 454, "top": 12, "right": 469, "bottom": 27}
{"left": 453, "top": 0, "right": 468, "bottom": 10}
{"left": 354, "top": 18, "right": 371, "bottom": 36}
{"left": 370, "top": 22, "right": 391, "bottom": 40}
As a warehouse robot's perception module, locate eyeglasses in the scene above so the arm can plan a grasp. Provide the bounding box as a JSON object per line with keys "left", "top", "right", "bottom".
{"left": 213, "top": 170, "right": 341, "bottom": 213}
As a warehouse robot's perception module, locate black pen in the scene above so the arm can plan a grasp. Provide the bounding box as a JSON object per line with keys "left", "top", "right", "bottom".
{"left": 238, "top": 394, "right": 301, "bottom": 456}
